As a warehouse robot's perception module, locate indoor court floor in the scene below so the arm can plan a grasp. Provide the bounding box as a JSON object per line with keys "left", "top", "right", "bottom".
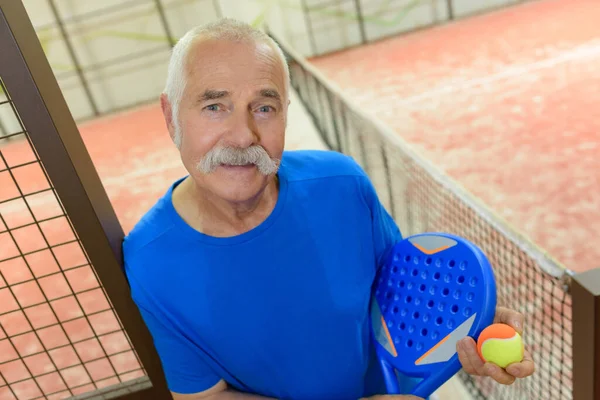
{"left": 310, "top": 0, "right": 600, "bottom": 274}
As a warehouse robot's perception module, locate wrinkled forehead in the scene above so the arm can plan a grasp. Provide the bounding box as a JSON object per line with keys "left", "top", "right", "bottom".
{"left": 184, "top": 38, "right": 287, "bottom": 99}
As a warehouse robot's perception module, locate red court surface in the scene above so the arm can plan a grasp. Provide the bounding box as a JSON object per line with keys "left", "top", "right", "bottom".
{"left": 309, "top": 0, "right": 600, "bottom": 273}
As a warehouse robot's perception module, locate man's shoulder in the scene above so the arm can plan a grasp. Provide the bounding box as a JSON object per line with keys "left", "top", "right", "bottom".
{"left": 122, "top": 182, "right": 179, "bottom": 263}
{"left": 281, "top": 149, "right": 367, "bottom": 182}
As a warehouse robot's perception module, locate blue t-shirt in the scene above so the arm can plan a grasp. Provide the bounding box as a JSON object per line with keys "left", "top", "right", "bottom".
{"left": 123, "top": 150, "right": 410, "bottom": 399}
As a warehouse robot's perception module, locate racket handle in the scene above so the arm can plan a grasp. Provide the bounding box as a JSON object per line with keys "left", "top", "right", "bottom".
{"left": 380, "top": 359, "right": 400, "bottom": 394}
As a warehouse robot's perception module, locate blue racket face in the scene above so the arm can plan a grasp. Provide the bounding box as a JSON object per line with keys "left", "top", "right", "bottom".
{"left": 371, "top": 233, "right": 496, "bottom": 385}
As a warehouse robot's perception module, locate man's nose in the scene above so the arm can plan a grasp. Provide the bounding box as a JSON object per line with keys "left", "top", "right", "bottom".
{"left": 224, "top": 109, "right": 259, "bottom": 148}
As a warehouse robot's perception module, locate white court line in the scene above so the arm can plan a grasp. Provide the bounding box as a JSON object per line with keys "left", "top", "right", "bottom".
{"left": 399, "top": 39, "right": 600, "bottom": 105}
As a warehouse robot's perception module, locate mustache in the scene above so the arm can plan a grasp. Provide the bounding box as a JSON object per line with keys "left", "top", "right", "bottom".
{"left": 196, "top": 145, "right": 280, "bottom": 175}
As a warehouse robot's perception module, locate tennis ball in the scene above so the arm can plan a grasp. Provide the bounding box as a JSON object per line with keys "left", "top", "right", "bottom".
{"left": 476, "top": 323, "right": 524, "bottom": 368}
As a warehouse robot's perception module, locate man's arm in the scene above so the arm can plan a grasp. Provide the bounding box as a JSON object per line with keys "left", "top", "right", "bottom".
{"left": 126, "top": 294, "right": 231, "bottom": 397}
{"left": 170, "top": 380, "right": 423, "bottom": 400}
{"left": 171, "top": 380, "right": 275, "bottom": 400}
{"left": 357, "top": 173, "right": 402, "bottom": 269}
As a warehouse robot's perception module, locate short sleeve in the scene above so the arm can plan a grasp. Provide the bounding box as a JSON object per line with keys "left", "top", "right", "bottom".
{"left": 134, "top": 302, "right": 222, "bottom": 394}
{"left": 359, "top": 174, "right": 402, "bottom": 269}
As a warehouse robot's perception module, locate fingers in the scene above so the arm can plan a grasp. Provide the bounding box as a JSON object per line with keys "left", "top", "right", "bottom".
{"left": 492, "top": 306, "right": 536, "bottom": 380}
{"left": 457, "top": 336, "right": 533, "bottom": 385}
{"left": 359, "top": 396, "right": 424, "bottom": 400}
{"left": 457, "top": 337, "right": 486, "bottom": 375}
{"left": 506, "top": 349, "right": 535, "bottom": 378}
{"left": 457, "top": 306, "right": 535, "bottom": 387}
{"left": 494, "top": 306, "right": 524, "bottom": 334}
{"left": 483, "top": 362, "right": 516, "bottom": 385}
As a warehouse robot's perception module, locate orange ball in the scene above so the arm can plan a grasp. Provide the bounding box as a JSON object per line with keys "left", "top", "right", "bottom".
{"left": 476, "top": 323, "right": 524, "bottom": 368}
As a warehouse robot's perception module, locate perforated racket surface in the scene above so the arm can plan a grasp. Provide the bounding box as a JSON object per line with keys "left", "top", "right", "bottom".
{"left": 370, "top": 233, "right": 497, "bottom": 398}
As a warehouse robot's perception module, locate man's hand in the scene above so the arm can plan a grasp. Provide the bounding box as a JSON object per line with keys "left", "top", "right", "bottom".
{"left": 457, "top": 306, "right": 535, "bottom": 385}
{"left": 360, "top": 396, "right": 423, "bottom": 400}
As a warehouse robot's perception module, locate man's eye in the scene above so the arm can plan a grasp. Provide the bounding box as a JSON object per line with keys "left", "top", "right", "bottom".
{"left": 205, "top": 104, "right": 220, "bottom": 111}
{"left": 257, "top": 106, "right": 273, "bottom": 113}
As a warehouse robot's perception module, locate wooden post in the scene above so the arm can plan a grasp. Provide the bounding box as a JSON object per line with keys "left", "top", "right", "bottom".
{"left": 571, "top": 268, "right": 600, "bottom": 399}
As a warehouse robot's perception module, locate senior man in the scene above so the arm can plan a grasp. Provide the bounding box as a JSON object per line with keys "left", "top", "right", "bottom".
{"left": 123, "top": 18, "right": 534, "bottom": 400}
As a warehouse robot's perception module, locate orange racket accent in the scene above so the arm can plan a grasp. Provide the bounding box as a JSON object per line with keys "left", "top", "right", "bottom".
{"left": 412, "top": 243, "right": 451, "bottom": 255}
{"left": 381, "top": 316, "right": 398, "bottom": 357}
{"left": 415, "top": 335, "right": 450, "bottom": 365}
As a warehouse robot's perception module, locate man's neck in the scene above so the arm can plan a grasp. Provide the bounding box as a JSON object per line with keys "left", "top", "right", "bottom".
{"left": 172, "top": 176, "right": 279, "bottom": 237}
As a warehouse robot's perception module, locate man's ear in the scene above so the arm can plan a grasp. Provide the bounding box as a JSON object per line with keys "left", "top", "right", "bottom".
{"left": 284, "top": 98, "right": 291, "bottom": 128}
{"left": 160, "top": 93, "right": 176, "bottom": 143}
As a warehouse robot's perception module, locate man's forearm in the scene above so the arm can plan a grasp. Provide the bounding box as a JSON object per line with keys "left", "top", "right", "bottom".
{"left": 171, "top": 381, "right": 275, "bottom": 400}
{"left": 205, "top": 388, "right": 275, "bottom": 400}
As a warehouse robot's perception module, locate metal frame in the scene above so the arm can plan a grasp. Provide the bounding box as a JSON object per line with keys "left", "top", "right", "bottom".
{"left": 352, "top": 0, "right": 367, "bottom": 44}
{"left": 45, "top": 0, "right": 99, "bottom": 117}
{"left": 153, "top": 0, "right": 176, "bottom": 47}
{"left": 0, "top": 1, "right": 171, "bottom": 398}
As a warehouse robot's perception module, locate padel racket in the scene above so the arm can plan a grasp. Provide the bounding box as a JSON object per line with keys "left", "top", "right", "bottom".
{"left": 370, "top": 232, "right": 497, "bottom": 398}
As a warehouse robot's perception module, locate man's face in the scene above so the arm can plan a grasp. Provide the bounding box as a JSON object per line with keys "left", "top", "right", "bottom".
{"left": 165, "top": 38, "right": 288, "bottom": 203}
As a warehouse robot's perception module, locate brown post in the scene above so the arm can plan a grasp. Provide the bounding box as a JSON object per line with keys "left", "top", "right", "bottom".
{"left": 571, "top": 268, "right": 600, "bottom": 400}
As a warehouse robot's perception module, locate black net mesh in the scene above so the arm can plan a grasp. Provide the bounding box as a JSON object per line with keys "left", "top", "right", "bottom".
{"left": 284, "top": 51, "right": 573, "bottom": 400}
{"left": 0, "top": 77, "right": 147, "bottom": 400}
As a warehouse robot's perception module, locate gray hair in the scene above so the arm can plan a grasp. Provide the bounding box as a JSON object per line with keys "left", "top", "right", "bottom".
{"left": 163, "top": 18, "right": 290, "bottom": 148}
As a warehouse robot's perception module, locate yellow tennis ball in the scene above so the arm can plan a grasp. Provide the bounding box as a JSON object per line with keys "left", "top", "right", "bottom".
{"left": 476, "top": 323, "right": 524, "bottom": 368}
